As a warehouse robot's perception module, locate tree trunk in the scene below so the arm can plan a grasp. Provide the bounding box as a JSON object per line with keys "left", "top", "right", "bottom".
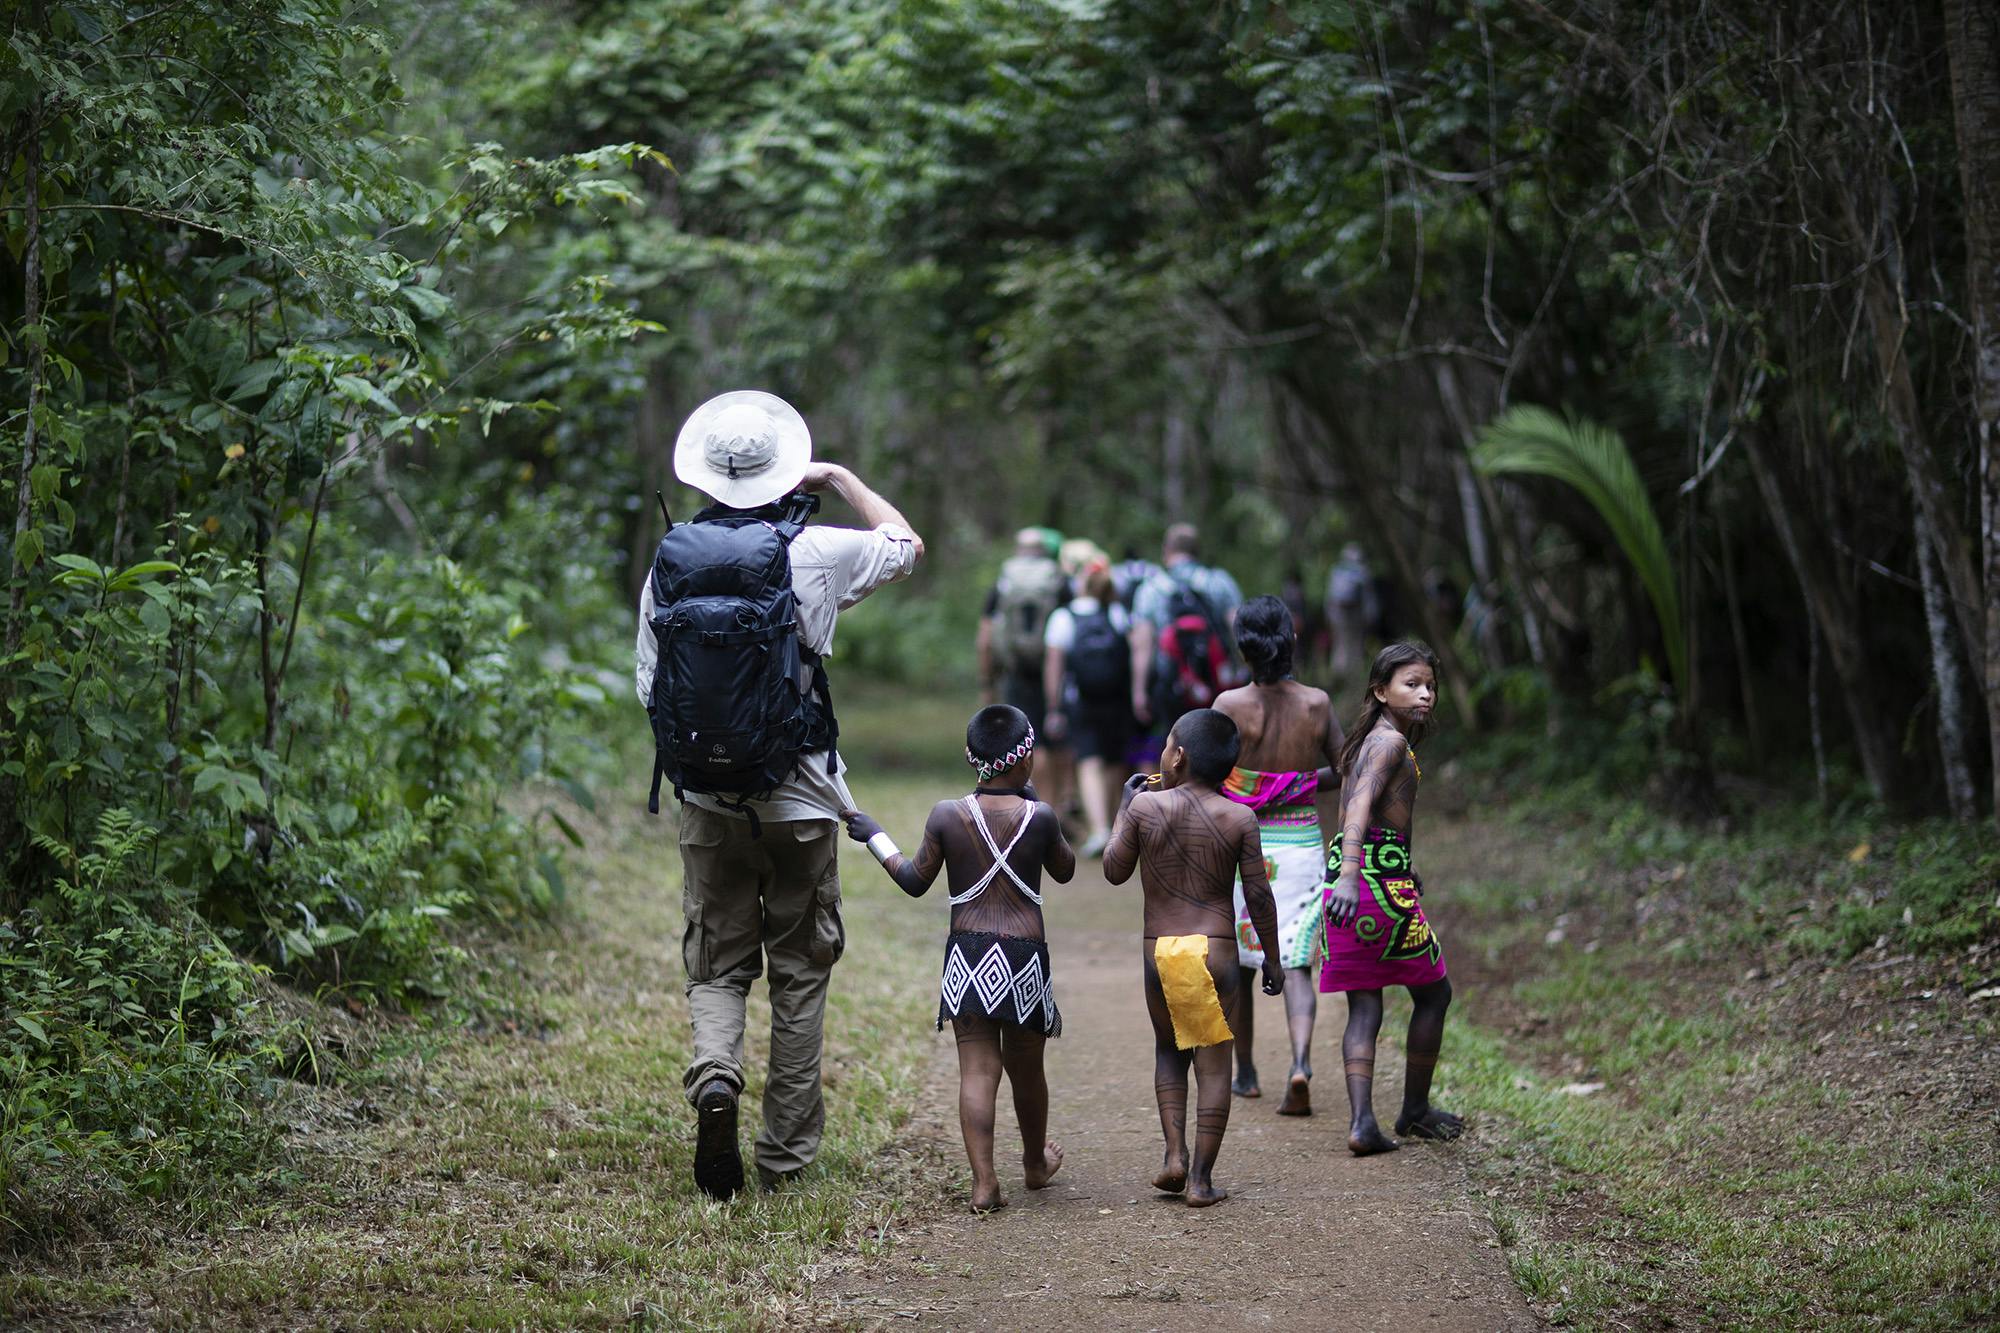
{"left": 1741, "top": 428, "right": 1902, "bottom": 798}
{"left": 1943, "top": 0, "right": 2000, "bottom": 825}
{"left": 1434, "top": 359, "right": 1536, "bottom": 674}
{"left": 1858, "top": 248, "right": 1986, "bottom": 673}
{"left": 6, "top": 94, "right": 44, "bottom": 659}
{"left": 1273, "top": 373, "right": 1481, "bottom": 728}
{"left": 1915, "top": 497, "right": 1977, "bottom": 820}
{"left": 627, "top": 360, "right": 676, "bottom": 605}
{"left": 1, "top": 61, "right": 44, "bottom": 875}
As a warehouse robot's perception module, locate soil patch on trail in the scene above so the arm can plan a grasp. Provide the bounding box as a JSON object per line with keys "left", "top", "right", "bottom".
{"left": 815, "top": 854, "right": 1537, "bottom": 1331}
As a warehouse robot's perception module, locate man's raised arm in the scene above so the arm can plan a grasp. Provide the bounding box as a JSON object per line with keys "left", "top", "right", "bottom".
{"left": 804, "top": 463, "right": 926, "bottom": 563}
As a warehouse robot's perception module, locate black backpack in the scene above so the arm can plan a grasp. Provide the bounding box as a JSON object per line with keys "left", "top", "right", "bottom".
{"left": 644, "top": 493, "right": 836, "bottom": 832}
{"left": 1067, "top": 607, "right": 1130, "bottom": 704}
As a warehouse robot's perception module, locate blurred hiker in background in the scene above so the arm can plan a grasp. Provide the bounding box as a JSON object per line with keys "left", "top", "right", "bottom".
{"left": 979, "top": 529, "right": 1071, "bottom": 816}
{"left": 1323, "top": 543, "right": 1376, "bottom": 681}
{"left": 1044, "top": 555, "right": 1136, "bottom": 857}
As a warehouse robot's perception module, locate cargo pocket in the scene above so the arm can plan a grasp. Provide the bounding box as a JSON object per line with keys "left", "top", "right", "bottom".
{"left": 811, "top": 874, "right": 845, "bottom": 968}
{"left": 797, "top": 822, "right": 845, "bottom": 968}
{"left": 678, "top": 808, "right": 727, "bottom": 984}
{"left": 681, "top": 891, "right": 710, "bottom": 983}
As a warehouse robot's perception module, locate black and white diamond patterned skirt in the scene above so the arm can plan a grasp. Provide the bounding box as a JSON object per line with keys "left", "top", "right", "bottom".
{"left": 937, "top": 931, "right": 1062, "bottom": 1037}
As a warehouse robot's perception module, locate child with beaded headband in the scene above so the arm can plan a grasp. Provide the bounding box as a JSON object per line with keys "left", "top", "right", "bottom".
{"left": 840, "top": 705, "right": 1076, "bottom": 1213}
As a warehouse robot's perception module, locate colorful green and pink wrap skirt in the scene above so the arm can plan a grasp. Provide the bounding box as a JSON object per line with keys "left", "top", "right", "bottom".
{"left": 1227, "top": 766, "right": 1327, "bottom": 971}
{"left": 1319, "top": 825, "right": 1447, "bottom": 992}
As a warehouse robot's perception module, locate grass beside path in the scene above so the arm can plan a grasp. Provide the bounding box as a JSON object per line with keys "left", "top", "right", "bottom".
{"left": 1421, "top": 782, "right": 2000, "bottom": 1331}
{"left": 1, "top": 688, "right": 970, "bottom": 1330}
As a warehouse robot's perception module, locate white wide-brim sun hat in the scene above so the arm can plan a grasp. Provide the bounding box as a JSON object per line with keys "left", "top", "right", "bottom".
{"left": 673, "top": 389, "right": 812, "bottom": 511}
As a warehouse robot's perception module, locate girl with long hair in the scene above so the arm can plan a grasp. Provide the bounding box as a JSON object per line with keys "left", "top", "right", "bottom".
{"left": 1322, "top": 641, "right": 1462, "bottom": 1153}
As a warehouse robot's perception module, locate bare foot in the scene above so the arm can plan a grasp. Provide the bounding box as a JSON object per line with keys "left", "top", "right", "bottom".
{"left": 1395, "top": 1105, "right": 1465, "bottom": 1141}
{"left": 1151, "top": 1152, "right": 1189, "bottom": 1193}
{"left": 1024, "top": 1141, "right": 1065, "bottom": 1189}
{"left": 1232, "top": 1070, "right": 1262, "bottom": 1099}
{"left": 970, "top": 1182, "right": 1008, "bottom": 1214}
{"left": 1185, "top": 1179, "right": 1230, "bottom": 1208}
{"left": 1348, "top": 1123, "right": 1400, "bottom": 1156}
{"left": 1277, "top": 1074, "right": 1311, "bottom": 1117}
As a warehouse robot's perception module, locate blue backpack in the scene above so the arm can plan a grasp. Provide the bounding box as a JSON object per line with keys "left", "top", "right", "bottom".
{"left": 644, "top": 493, "right": 836, "bottom": 833}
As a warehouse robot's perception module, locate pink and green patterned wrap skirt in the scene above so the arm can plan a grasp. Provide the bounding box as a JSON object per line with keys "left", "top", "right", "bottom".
{"left": 1319, "top": 826, "right": 1446, "bottom": 992}
{"left": 1225, "top": 766, "right": 1326, "bottom": 971}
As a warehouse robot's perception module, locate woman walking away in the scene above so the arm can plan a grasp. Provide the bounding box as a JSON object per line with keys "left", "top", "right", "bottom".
{"left": 1214, "top": 596, "right": 1344, "bottom": 1110}
{"left": 1044, "top": 558, "right": 1135, "bottom": 857}
{"left": 1321, "top": 641, "right": 1461, "bottom": 1154}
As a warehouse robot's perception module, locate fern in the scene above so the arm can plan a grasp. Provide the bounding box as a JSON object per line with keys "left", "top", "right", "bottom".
{"left": 1473, "top": 406, "right": 1687, "bottom": 697}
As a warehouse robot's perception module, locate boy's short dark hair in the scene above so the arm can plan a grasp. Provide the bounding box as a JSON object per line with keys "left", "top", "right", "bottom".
{"left": 1170, "top": 708, "right": 1239, "bottom": 784}
{"left": 966, "top": 704, "right": 1033, "bottom": 769}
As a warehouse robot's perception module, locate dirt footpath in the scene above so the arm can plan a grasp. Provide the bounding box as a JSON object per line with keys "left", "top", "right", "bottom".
{"left": 820, "top": 854, "right": 1538, "bottom": 1331}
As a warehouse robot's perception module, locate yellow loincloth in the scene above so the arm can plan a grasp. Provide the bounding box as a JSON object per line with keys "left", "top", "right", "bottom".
{"left": 1153, "top": 935, "right": 1234, "bottom": 1050}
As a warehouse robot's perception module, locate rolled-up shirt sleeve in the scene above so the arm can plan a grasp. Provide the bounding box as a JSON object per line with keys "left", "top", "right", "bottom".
{"left": 828, "top": 522, "right": 920, "bottom": 610}
{"left": 634, "top": 579, "right": 656, "bottom": 707}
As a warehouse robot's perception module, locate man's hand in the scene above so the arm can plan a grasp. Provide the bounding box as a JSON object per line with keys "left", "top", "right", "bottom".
{"left": 1261, "top": 957, "right": 1284, "bottom": 997}
{"left": 1043, "top": 710, "right": 1069, "bottom": 743}
{"left": 1121, "top": 772, "right": 1151, "bottom": 808}
{"left": 1131, "top": 688, "right": 1153, "bottom": 726}
{"left": 839, "top": 808, "right": 883, "bottom": 844}
{"left": 1326, "top": 872, "right": 1361, "bottom": 929}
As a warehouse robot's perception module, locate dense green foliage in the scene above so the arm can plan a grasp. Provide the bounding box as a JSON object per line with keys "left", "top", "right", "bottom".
{"left": 1, "top": 0, "right": 649, "bottom": 1246}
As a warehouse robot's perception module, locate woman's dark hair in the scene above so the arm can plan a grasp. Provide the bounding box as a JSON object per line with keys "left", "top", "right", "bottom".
{"left": 966, "top": 704, "right": 1033, "bottom": 768}
{"left": 1236, "top": 594, "right": 1296, "bottom": 685}
{"left": 1336, "top": 640, "right": 1441, "bottom": 776}
{"left": 1169, "top": 708, "right": 1241, "bottom": 784}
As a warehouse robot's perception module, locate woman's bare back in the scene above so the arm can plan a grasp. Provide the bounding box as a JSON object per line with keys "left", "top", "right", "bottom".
{"left": 1214, "top": 680, "right": 1344, "bottom": 775}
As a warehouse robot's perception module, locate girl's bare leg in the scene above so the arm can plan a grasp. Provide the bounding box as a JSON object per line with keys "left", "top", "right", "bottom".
{"left": 1342, "top": 989, "right": 1398, "bottom": 1155}
{"left": 1277, "top": 966, "right": 1318, "bottom": 1115}
{"left": 999, "top": 1025, "right": 1064, "bottom": 1187}
{"left": 1396, "top": 977, "right": 1465, "bottom": 1140}
{"left": 953, "top": 1016, "right": 1007, "bottom": 1210}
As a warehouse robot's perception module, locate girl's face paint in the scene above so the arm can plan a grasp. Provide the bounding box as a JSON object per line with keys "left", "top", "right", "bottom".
{"left": 1374, "top": 663, "right": 1437, "bottom": 726}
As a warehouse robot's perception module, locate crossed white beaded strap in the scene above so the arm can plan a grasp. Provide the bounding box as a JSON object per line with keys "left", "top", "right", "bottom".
{"left": 948, "top": 795, "right": 1042, "bottom": 906}
{"left": 965, "top": 724, "right": 1035, "bottom": 783}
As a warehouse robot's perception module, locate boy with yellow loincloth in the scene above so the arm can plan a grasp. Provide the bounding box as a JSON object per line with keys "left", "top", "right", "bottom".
{"left": 1104, "top": 709, "right": 1283, "bottom": 1207}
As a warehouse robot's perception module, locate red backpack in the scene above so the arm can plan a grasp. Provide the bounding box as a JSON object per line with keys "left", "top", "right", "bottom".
{"left": 1149, "top": 576, "right": 1227, "bottom": 724}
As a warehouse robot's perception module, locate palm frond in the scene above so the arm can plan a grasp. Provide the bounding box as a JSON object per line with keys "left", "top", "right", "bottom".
{"left": 1473, "top": 405, "right": 1686, "bottom": 696}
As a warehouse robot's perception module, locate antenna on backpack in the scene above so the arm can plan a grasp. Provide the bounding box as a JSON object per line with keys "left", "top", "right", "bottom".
{"left": 655, "top": 490, "right": 673, "bottom": 533}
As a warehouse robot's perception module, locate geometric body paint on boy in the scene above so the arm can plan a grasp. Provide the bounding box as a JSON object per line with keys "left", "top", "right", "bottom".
{"left": 1104, "top": 708, "right": 1284, "bottom": 1207}
{"left": 1213, "top": 595, "right": 1347, "bottom": 1115}
{"left": 840, "top": 705, "right": 1075, "bottom": 1213}
{"left": 1321, "top": 642, "right": 1463, "bottom": 1155}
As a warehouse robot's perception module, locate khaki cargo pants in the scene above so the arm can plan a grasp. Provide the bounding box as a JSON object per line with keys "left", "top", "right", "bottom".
{"left": 676, "top": 804, "right": 846, "bottom": 1177}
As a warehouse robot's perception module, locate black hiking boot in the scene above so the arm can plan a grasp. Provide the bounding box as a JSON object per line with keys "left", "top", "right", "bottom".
{"left": 693, "top": 1079, "right": 744, "bottom": 1201}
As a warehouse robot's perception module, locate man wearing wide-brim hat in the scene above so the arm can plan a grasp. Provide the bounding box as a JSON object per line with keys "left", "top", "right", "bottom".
{"left": 635, "top": 390, "right": 924, "bottom": 1198}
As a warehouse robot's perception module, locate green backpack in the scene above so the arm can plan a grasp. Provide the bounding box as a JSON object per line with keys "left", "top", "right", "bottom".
{"left": 991, "top": 555, "right": 1066, "bottom": 675}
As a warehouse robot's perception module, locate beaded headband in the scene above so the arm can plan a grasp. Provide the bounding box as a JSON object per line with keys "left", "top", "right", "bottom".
{"left": 966, "top": 723, "right": 1035, "bottom": 783}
